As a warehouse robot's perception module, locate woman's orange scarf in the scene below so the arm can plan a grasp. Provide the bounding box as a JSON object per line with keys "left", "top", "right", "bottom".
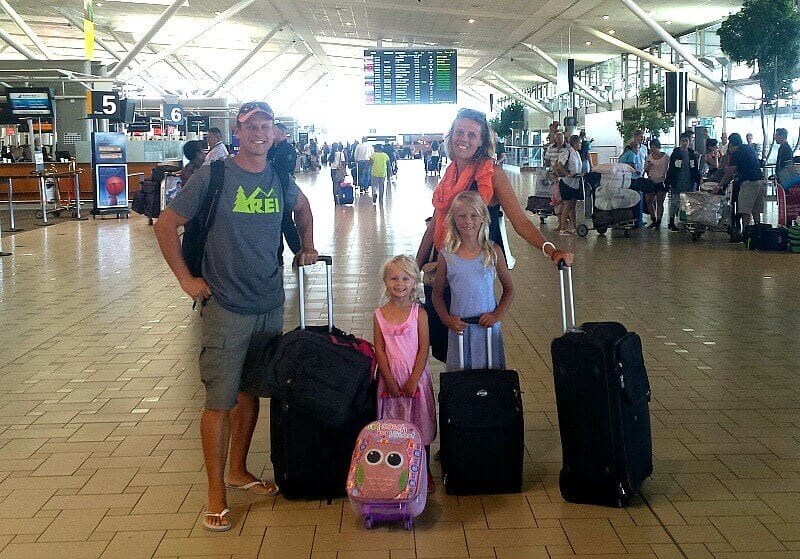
{"left": 431, "top": 158, "right": 495, "bottom": 249}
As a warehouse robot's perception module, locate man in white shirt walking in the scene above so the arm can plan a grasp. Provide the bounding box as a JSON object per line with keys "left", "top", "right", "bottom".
{"left": 204, "top": 127, "right": 229, "bottom": 165}
{"left": 354, "top": 141, "right": 374, "bottom": 193}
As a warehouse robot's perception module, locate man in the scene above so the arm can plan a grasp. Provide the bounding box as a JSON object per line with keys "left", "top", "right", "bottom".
{"left": 203, "top": 127, "right": 228, "bottom": 165}
{"left": 545, "top": 132, "right": 568, "bottom": 170}
{"left": 717, "top": 132, "right": 765, "bottom": 237}
{"left": 354, "top": 140, "right": 374, "bottom": 193}
{"left": 268, "top": 122, "right": 302, "bottom": 263}
{"left": 153, "top": 101, "right": 318, "bottom": 532}
{"left": 632, "top": 129, "right": 648, "bottom": 177}
{"left": 369, "top": 145, "right": 389, "bottom": 204}
{"left": 775, "top": 128, "right": 793, "bottom": 176}
{"left": 745, "top": 133, "right": 759, "bottom": 156}
{"left": 665, "top": 131, "right": 701, "bottom": 232}
{"left": 268, "top": 123, "right": 297, "bottom": 177}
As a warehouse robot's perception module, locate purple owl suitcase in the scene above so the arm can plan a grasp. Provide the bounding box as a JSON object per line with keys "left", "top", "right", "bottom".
{"left": 347, "top": 420, "right": 428, "bottom": 530}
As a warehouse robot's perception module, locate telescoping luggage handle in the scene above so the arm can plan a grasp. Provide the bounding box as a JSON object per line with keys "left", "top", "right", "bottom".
{"left": 557, "top": 260, "right": 577, "bottom": 333}
{"left": 297, "top": 255, "right": 334, "bottom": 332}
{"left": 457, "top": 317, "right": 493, "bottom": 369}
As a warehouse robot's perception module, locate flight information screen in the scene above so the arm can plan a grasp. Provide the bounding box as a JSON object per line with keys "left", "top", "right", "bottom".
{"left": 364, "top": 49, "right": 457, "bottom": 105}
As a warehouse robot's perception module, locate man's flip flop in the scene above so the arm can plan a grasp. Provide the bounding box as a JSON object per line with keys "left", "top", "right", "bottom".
{"left": 203, "top": 508, "right": 231, "bottom": 532}
{"left": 225, "top": 479, "right": 279, "bottom": 495}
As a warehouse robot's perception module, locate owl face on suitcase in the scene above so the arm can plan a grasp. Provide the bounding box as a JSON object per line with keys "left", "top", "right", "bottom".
{"left": 347, "top": 420, "right": 427, "bottom": 529}
{"left": 348, "top": 420, "right": 424, "bottom": 500}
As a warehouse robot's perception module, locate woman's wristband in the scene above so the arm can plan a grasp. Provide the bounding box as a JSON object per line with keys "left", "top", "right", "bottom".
{"left": 541, "top": 241, "right": 556, "bottom": 258}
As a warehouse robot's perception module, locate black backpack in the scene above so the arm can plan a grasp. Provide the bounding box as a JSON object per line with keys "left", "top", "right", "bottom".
{"left": 181, "top": 160, "right": 225, "bottom": 278}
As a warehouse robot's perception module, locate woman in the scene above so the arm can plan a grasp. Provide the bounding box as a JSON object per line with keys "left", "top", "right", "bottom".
{"left": 643, "top": 138, "right": 669, "bottom": 229}
{"left": 180, "top": 140, "right": 206, "bottom": 184}
{"left": 618, "top": 142, "right": 640, "bottom": 177}
{"left": 416, "top": 108, "right": 572, "bottom": 269}
{"left": 415, "top": 109, "right": 573, "bottom": 362}
{"left": 665, "top": 131, "right": 701, "bottom": 232}
{"left": 704, "top": 138, "right": 722, "bottom": 182}
{"left": 554, "top": 135, "right": 584, "bottom": 235}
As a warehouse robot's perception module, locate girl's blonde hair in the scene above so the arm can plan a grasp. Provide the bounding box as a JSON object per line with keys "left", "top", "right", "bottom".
{"left": 443, "top": 190, "right": 496, "bottom": 268}
{"left": 380, "top": 255, "right": 422, "bottom": 302}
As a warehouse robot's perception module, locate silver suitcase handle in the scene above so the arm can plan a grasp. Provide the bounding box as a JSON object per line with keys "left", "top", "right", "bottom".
{"left": 296, "top": 255, "right": 333, "bottom": 331}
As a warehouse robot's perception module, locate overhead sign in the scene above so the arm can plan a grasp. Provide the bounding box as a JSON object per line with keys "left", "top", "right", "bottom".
{"left": 87, "top": 90, "right": 120, "bottom": 119}
{"left": 184, "top": 114, "right": 209, "bottom": 133}
{"left": 161, "top": 103, "right": 184, "bottom": 124}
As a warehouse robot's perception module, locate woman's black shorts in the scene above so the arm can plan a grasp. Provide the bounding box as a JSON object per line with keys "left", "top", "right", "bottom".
{"left": 559, "top": 180, "right": 584, "bottom": 201}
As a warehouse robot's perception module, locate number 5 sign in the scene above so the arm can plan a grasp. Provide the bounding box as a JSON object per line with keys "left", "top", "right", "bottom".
{"left": 162, "top": 103, "right": 184, "bottom": 124}
{"left": 87, "top": 90, "right": 120, "bottom": 119}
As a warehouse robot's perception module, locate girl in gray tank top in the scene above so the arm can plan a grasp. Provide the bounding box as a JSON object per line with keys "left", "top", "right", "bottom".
{"left": 432, "top": 191, "right": 515, "bottom": 371}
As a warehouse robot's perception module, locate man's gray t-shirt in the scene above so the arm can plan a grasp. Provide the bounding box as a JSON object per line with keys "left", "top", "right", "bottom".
{"left": 169, "top": 157, "right": 299, "bottom": 315}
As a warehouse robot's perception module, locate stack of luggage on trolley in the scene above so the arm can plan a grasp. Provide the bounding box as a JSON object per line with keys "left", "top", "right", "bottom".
{"left": 580, "top": 163, "right": 641, "bottom": 236}
{"left": 679, "top": 184, "right": 731, "bottom": 241}
{"left": 244, "top": 256, "right": 654, "bottom": 531}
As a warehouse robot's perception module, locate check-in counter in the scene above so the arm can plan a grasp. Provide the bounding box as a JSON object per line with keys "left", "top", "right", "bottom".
{"left": 0, "top": 160, "right": 181, "bottom": 202}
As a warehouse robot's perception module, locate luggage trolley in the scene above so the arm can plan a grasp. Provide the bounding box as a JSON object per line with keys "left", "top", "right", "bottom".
{"left": 679, "top": 189, "right": 732, "bottom": 242}
{"left": 576, "top": 177, "right": 639, "bottom": 237}
{"left": 525, "top": 169, "right": 557, "bottom": 224}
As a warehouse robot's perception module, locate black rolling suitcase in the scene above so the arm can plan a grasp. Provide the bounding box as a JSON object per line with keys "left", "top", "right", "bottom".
{"left": 267, "top": 257, "right": 376, "bottom": 500}
{"left": 439, "top": 323, "right": 524, "bottom": 495}
{"left": 550, "top": 263, "right": 652, "bottom": 507}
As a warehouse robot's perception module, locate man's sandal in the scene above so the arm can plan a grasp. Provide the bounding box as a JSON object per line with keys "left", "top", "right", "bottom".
{"left": 203, "top": 508, "right": 231, "bottom": 532}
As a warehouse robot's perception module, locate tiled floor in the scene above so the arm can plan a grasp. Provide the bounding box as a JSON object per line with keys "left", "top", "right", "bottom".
{"left": 0, "top": 159, "right": 798, "bottom": 559}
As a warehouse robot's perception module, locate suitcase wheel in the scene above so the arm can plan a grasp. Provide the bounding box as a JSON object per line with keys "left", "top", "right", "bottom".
{"left": 403, "top": 518, "right": 413, "bottom": 531}
{"left": 363, "top": 515, "right": 374, "bottom": 529}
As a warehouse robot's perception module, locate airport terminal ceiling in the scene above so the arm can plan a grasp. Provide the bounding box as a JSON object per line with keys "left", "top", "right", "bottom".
{"left": 0, "top": 0, "right": 741, "bottom": 109}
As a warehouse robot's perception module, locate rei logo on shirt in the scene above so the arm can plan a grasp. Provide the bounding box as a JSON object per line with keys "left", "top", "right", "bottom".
{"left": 232, "top": 186, "right": 281, "bottom": 214}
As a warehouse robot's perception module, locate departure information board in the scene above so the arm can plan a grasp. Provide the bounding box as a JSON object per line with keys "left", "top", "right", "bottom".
{"left": 364, "top": 49, "right": 457, "bottom": 105}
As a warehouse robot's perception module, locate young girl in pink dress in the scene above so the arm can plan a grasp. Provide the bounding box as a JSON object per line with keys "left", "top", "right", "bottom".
{"left": 373, "top": 255, "right": 437, "bottom": 492}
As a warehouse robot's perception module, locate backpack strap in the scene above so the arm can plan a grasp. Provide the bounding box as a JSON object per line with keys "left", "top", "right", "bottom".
{"left": 203, "top": 159, "right": 226, "bottom": 231}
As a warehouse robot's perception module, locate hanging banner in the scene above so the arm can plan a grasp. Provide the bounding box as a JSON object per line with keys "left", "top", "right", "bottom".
{"left": 83, "top": 0, "right": 94, "bottom": 60}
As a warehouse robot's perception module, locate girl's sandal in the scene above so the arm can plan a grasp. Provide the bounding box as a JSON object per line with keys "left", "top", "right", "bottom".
{"left": 203, "top": 508, "right": 232, "bottom": 532}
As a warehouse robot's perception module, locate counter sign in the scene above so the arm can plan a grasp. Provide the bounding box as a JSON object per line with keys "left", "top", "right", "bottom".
{"left": 87, "top": 90, "right": 120, "bottom": 119}
{"left": 162, "top": 103, "right": 184, "bottom": 124}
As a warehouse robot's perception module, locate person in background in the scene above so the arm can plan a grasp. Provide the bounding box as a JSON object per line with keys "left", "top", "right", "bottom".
{"left": 545, "top": 132, "right": 568, "bottom": 170}
{"left": 321, "top": 141, "right": 330, "bottom": 166}
{"left": 267, "top": 123, "right": 297, "bottom": 177}
{"left": 180, "top": 140, "right": 206, "bottom": 184}
{"left": 665, "top": 131, "right": 701, "bottom": 232}
{"left": 618, "top": 142, "right": 640, "bottom": 177}
{"left": 354, "top": 140, "right": 374, "bottom": 193}
{"left": 370, "top": 145, "right": 390, "bottom": 204}
{"left": 203, "top": 127, "right": 228, "bottom": 165}
{"left": 633, "top": 130, "right": 648, "bottom": 177}
{"left": 775, "top": 128, "right": 793, "bottom": 176}
{"left": 579, "top": 130, "right": 592, "bottom": 174}
{"left": 329, "top": 143, "right": 347, "bottom": 202}
{"left": 717, "top": 132, "right": 766, "bottom": 235}
{"left": 745, "top": 133, "right": 757, "bottom": 154}
{"left": 494, "top": 131, "right": 506, "bottom": 165}
{"left": 383, "top": 140, "right": 397, "bottom": 178}
{"left": 553, "top": 135, "right": 584, "bottom": 235}
{"left": 644, "top": 138, "right": 669, "bottom": 229}
{"left": 704, "top": 138, "right": 721, "bottom": 180}
{"left": 268, "top": 122, "right": 302, "bottom": 264}
{"left": 719, "top": 132, "right": 729, "bottom": 156}
{"left": 546, "top": 121, "right": 560, "bottom": 145}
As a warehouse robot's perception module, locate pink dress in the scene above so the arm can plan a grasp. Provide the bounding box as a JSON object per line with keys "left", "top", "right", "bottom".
{"left": 374, "top": 303, "right": 437, "bottom": 445}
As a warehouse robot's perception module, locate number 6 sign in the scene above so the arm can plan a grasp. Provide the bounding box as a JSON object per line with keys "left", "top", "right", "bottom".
{"left": 162, "top": 103, "right": 184, "bottom": 124}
